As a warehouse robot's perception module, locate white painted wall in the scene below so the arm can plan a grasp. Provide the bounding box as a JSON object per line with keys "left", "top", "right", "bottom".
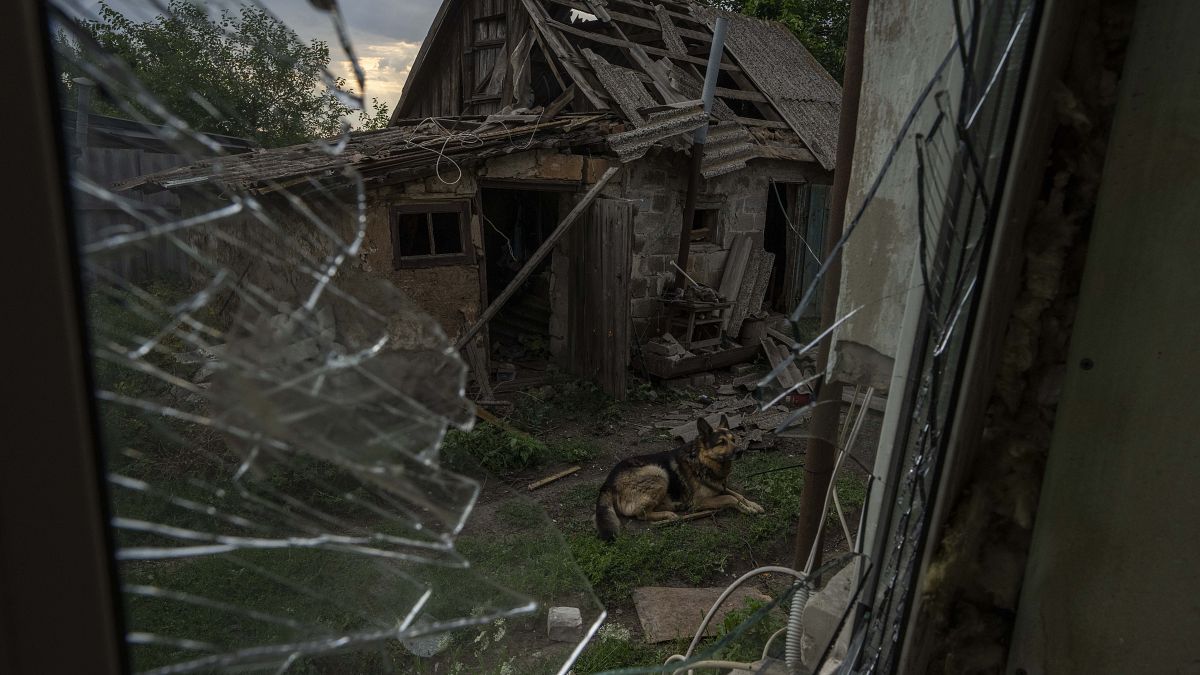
{"left": 828, "top": 0, "right": 962, "bottom": 391}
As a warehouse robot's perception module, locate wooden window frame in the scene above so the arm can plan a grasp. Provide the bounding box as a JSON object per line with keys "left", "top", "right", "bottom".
{"left": 390, "top": 201, "right": 475, "bottom": 269}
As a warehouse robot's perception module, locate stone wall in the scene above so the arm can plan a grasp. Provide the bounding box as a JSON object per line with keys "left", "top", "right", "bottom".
{"left": 619, "top": 150, "right": 828, "bottom": 337}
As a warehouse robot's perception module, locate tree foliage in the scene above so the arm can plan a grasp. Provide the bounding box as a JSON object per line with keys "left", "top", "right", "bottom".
{"left": 59, "top": 1, "right": 390, "bottom": 146}
{"left": 703, "top": 0, "right": 849, "bottom": 81}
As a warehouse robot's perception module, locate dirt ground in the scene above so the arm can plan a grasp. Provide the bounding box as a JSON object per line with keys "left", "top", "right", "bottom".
{"left": 454, "top": 363, "right": 884, "bottom": 670}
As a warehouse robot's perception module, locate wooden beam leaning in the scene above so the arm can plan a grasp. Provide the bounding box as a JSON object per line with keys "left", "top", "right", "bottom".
{"left": 456, "top": 165, "right": 622, "bottom": 349}
{"left": 547, "top": 18, "right": 740, "bottom": 71}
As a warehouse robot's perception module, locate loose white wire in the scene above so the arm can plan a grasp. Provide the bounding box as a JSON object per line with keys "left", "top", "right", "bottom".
{"left": 664, "top": 566, "right": 807, "bottom": 675}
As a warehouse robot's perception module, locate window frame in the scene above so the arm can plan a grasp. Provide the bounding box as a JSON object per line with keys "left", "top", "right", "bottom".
{"left": 389, "top": 201, "right": 475, "bottom": 269}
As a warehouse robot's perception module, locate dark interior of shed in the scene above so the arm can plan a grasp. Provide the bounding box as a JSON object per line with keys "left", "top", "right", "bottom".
{"left": 481, "top": 187, "right": 560, "bottom": 365}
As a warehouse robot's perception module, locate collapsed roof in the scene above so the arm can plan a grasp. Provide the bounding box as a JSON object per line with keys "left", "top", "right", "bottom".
{"left": 394, "top": 0, "right": 841, "bottom": 171}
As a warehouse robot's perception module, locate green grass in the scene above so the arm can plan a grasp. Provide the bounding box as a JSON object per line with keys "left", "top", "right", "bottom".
{"left": 560, "top": 481, "right": 604, "bottom": 512}
{"left": 572, "top": 624, "right": 686, "bottom": 674}
{"left": 442, "top": 424, "right": 601, "bottom": 476}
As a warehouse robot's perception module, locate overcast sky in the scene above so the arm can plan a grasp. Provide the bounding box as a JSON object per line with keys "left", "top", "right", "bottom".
{"left": 260, "top": 0, "right": 439, "bottom": 112}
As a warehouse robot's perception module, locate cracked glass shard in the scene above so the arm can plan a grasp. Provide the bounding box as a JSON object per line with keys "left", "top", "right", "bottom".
{"left": 49, "top": 0, "right": 602, "bottom": 672}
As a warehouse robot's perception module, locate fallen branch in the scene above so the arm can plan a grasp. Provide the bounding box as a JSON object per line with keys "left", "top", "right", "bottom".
{"left": 527, "top": 465, "right": 581, "bottom": 491}
{"left": 652, "top": 509, "right": 718, "bottom": 527}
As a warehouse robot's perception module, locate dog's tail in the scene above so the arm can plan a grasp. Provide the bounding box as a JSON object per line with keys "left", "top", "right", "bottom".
{"left": 595, "top": 488, "right": 621, "bottom": 542}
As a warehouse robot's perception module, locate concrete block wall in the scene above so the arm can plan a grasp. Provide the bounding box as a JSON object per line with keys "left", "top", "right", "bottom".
{"left": 620, "top": 151, "right": 790, "bottom": 336}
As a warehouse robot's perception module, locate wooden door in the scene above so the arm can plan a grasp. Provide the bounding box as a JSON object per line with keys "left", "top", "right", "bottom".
{"left": 796, "top": 183, "right": 830, "bottom": 318}
{"left": 566, "top": 198, "right": 633, "bottom": 400}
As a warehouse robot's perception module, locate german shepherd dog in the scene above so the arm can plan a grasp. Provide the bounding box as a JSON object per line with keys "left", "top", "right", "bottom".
{"left": 595, "top": 415, "right": 764, "bottom": 541}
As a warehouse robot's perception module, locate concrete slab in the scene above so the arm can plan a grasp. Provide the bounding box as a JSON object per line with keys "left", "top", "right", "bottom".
{"left": 632, "top": 586, "right": 771, "bottom": 643}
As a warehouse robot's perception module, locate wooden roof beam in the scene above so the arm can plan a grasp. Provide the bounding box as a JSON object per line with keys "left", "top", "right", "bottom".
{"left": 546, "top": 18, "right": 740, "bottom": 71}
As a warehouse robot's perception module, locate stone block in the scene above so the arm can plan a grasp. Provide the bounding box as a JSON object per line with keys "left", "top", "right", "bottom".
{"left": 585, "top": 157, "right": 614, "bottom": 183}
{"left": 632, "top": 586, "right": 770, "bottom": 643}
{"left": 632, "top": 297, "right": 662, "bottom": 319}
{"left": 729, "top": 363, "right": 757, "bottom": 376}
{"left": 630, "top": 276, "right": 650, "bottom": 298}
{"left": 538, "top": 152, "right": 585, "bottom": 180}
{"left": 547, "top": 606, "right": 583, "bottom": 642}
{"left": 484, "top": 152, "right": 539, "bottom": 178}
{"left": 690, "top": 372, "right": 717, "bottom": 387}
{"left": 800, "top": 562, "right": 856, "bottom": 670}
{"left": 633, "top": 233, "right": 648, "bottom": 254}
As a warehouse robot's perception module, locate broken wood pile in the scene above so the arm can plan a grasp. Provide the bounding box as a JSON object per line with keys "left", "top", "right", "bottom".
{"left": 119, "top": 113, "right": 621, "bottom": 194}
{"left": 717, "top": 234, "right": 776, "bottom": 339}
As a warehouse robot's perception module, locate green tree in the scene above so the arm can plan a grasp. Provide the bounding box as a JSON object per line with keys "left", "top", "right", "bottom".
{"left": 60, "top": 1, "right": 390, "bottom": 146}
{"left": 704, "top": 0, "right": 849, "bottom": 81}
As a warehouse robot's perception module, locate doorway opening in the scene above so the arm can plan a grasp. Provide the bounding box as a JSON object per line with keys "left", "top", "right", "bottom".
{"left": 763, "top": 182, "right": 797, "bottom": 313}
{"left": 480, "top": 186, "right": 561, "bottom": 370}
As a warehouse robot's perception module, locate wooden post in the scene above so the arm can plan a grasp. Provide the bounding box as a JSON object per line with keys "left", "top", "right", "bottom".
{"left": 791, "top": 0, "right": 870, "bottom": 575}
{"left": 456, "top": 165, "right": 621, "bottom": 350}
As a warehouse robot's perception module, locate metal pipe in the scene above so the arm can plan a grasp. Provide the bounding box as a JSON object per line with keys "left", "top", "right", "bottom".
{"left": 672, "top": 17, "right": 728, "bottom": 292}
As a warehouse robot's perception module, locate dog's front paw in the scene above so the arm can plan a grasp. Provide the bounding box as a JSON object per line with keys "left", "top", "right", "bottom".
{"left": 738, "top": 499, "right": 765, "bottom": 515}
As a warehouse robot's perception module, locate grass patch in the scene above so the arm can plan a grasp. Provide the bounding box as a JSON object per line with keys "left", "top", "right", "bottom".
{"left": 573, "top": 624, "right": 685, "bottom": 674}
{"left": 712, "top": 597, "right": 788, "bottom": 664}
{"left": 560, "top": 482, "right": 603, "bottom": 512}
{"left": 442, "top": 424, "right": 601, "bottom": 476}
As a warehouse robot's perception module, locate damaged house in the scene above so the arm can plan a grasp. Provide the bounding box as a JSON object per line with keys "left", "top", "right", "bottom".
{"left": 123, "top": 0, "right": 840, "bottom": 399}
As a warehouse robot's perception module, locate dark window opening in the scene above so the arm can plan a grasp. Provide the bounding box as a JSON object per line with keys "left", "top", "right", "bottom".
{"left": 390, "top": 202, "right": 473, "bottom": 268}
{"left": 431, "top": 211, "right": 463, "bottom": 253}
{"left": 690, "top": 206, "right": 720, "bottom": 243}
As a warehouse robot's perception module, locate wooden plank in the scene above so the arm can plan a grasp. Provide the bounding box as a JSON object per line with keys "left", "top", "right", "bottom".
{"left": 717, "top": 235, "right": 752, "bottom": 329}
{"left": 652, "top": 509, "right": 718, "bottom": 526}
{"left": 641, "top": 342, "right": 759, "bottom": 378}
{"left": 462, "top": 331, "right": 495, "bottom": 400}
{"left": 457, "top": 165, "right": 621, "bottom": 349}
{"left": 542, "top": 84, "right": 576, "bottom": 119}
{"left": 529, "top": 28, "right": 570, "bottom": 92}
{"left": 518, "top": 0, "right": 612, "bottom": 109}
{"left": 528, "top": 466, "right": 581, "bottom": 490}
{"left": 607, "top": 0, "right": 707, "bottom": 26}
{"left": 546, "top": 17, "right": 740, "bottom": 71}
{"left": 733, "top": 116, "right": 792, "bottom": 130}
{"left": 759, "top": 338, "right": 796, "bottom": 388}
{"left": 728, "top": 248, "right": 763, "bottom": 338}
{"left": 753, "top": 145, "right": 818, "bottom": 163}
{"left": 750, "top": 251, "right": 774, "bottom": 314}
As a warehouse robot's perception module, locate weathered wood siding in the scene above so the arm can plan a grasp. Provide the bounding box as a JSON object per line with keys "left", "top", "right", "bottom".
{"left": 566, "top": 197, "right": 633, "bottom": 399}
{"left": 399, "top": 0, "right": 531, "bottom": 118}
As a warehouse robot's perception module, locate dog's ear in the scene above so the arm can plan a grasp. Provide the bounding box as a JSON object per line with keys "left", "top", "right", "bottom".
{"left": 696, "top": 416, "right": 713, "bottom": 438}
{"left": 719, "top": 414, "right": 730, "bottom": 430}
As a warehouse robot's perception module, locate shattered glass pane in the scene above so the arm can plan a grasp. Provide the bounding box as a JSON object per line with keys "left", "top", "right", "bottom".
{"left": 48, "top": 0, "right": 603, "bottom": 671}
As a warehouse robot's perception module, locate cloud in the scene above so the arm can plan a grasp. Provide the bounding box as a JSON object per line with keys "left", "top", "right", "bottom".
{"left": 256, "top": 0, "right": 434, "bottom": 117}
{"left": 334, "top": 40, "right": 423, "bottom": 110}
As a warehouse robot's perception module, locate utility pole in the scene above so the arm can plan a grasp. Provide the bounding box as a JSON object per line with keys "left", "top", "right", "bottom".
{"left": 791, "top": 0, "right": 870, "bottom": 574}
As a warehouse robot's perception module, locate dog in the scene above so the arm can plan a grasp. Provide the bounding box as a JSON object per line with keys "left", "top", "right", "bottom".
{"left": 595, "top": 414, "right": 764, "bottom": 541}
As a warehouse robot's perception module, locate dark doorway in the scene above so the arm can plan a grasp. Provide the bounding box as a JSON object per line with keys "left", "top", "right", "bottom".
{"left": 763, "top": 182, "right": 796, "bottom": 313}
{"left": 480, "top": 187, "right": 560, "bottom": 365}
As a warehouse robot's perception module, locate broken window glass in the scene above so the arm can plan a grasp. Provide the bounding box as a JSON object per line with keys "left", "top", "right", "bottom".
{"left": 47, "top": 0, "right": 605, "bottom": 671}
